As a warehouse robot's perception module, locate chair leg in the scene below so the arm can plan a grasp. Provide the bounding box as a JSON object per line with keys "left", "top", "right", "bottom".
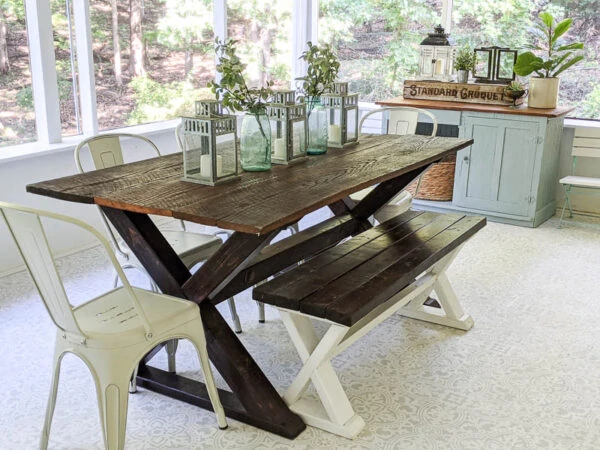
{"left": 226, "top": 298, "right": 242, "bottom": 333}
{"left": 95, "top": 376, "right": 130, "bottom": 450}
{"left": 166, "top": 339, "right": 178, "bottom": 373}
{"left": 129, "top": 364, "right": 139, "bottom": 394}
{"left": 558, "top": 186, "right": 572, "bottom": 228}
{"left": 257, "top": 301, "right": 266, "bottom": 323}
{"left": 39, "top": 351, "right": 64, "bottom": 450}
{"left": 193, "top": 339, "right": 228, "bottom": 430}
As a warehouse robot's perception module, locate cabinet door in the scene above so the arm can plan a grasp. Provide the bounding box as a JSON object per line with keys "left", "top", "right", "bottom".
{"left": 454, "top": 116, "right": 538, "bottom": 217}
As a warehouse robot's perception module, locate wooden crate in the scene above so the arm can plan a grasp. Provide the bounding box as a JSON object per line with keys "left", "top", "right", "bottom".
{"left": 403, "top": 80, "right": 521, "bottom": 106}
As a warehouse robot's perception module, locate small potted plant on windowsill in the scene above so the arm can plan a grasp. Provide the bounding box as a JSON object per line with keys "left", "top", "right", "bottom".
{"left": 295, "top": 42, "right": 340, "bottom": 154}
{"left": 513, "top": 11, "right": 584, "bottom": 109}
{"left": 208, "top": 39, "right": 274, "bottom": 171}
{"left": 454, "top": 47, "right": 476, "bottom": 84}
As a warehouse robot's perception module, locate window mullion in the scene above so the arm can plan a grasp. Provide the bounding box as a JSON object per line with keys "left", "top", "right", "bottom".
{"left": 73, "top": 0, "right": 98, "bottom": 135}
{"left": 213, "top": 0, "right": 226, "bottom": 84}
{"left": 442, "top": 0, "right": 453, "bottom": 32}
{"left": 25, "top": 0, "right": 61, "bottom": 144}
{"left": 292, "top": 0, "right": 318, "bottom": 85}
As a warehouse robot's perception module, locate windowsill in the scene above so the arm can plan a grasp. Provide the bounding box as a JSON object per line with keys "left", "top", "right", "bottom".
{"left": 564, "top": 117, "right": 600, "bottom": 129}
{"left": 0, "top": 119, "right": 180, "bottom": 165}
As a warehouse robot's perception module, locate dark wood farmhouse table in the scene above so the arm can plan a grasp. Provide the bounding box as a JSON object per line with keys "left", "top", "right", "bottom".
{"left": 27, "top": 133, "right": 473, "bottom": 439}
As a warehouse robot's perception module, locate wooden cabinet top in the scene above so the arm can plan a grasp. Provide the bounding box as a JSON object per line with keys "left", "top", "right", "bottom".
{"left": 377, "top": 97, "right": 574, "bottom": 118}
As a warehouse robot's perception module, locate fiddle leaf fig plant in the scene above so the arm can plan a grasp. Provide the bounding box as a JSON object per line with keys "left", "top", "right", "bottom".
{"left": 296, "top": 42, "right": 340, "bottom": 99}
{"left": 513, "top": 11, "right": 584, "bottom": 78}
{"left": 207, "top": 38, "right": 273, "bottom": 114}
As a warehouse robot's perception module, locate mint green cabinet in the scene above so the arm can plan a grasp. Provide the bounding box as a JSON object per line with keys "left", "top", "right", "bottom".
{"left": 452, "top": 112, "right": 564, "bottom": 226}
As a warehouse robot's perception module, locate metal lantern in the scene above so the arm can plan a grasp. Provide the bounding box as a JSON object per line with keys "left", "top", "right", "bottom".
{"left": 321, "top": 82, "right": 359, "bottom": 148}
{"left": 266, "top": 90, "right": 307, "bottom": 165}
{"left": 473, "top": 46, "right": 517, "bottom": 83}
{"left": 180, "top": 100, "right": 240, "bottom": 186}
{"left": 418, "top": 25, "right": 455, "bottom": 81}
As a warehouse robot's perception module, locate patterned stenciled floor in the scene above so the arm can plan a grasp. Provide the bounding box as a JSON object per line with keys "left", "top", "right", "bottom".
{"left": 1, "top": 213, "right": 600, "bottom": 450}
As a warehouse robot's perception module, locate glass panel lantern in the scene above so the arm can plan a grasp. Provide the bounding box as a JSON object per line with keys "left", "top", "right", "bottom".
{"left": 473, "top": 46, "right": 517, "bottom": 83}
{"left": 179, "top": 100, "right": 240, "bottom": 186}
{"left": 418, "top": 25, "right": 455, "bottom": 81}
{"left": 267, "top": 90, "right": 307, "bottom": 165}
{"left": 321, "top": 82, "right": 359, "bottom": 148}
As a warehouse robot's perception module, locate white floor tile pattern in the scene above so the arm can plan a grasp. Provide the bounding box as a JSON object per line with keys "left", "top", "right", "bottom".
{"left": 1, "top": 214, "right": 600, "bottom": 449}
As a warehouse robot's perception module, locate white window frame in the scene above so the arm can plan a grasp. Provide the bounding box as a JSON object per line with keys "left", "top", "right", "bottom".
{"left": 3, "top": 0, "right": 597, "bottom": 162}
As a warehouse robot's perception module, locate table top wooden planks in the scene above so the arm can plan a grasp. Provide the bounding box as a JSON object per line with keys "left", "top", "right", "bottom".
{"left": 27, "top": 134, "right": 473, "bottom": 235}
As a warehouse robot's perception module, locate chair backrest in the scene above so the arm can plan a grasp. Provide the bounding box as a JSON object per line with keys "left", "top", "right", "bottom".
{"left": 570, "top": 127, "right": 600, "bottom": 174}
{"left": 0, "top": 201, "right": 153, "bottom": 338}
{"left": 74, "top": 133, "right": 181, "bottom": 255}
{"left": 74, "top": 133, "right": 160, "bottom": 172}
{"left": 359, "top": 107, "right": 438, "bottom": 137}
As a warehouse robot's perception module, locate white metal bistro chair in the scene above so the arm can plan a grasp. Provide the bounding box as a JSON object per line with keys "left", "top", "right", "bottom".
{"left": 74, "top": 133, "right": 242, "bottom": 344}
{"left": 353, "top": 107, "right": 439, "bottom": 222}
{"left": 0, "top": 201, "right": 227, "bottom": 450}
{"left": 559, "top": 127, "right": 600, "bottom": 227}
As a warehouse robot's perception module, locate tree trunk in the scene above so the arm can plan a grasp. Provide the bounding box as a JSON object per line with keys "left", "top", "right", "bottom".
{"left": 129, "top": 0, "right": 145, "bottom": 77}
{"left": 111, "top": 0, "right": 122, "bottom": 85}
{"left": 184, "top": 50, "right": 193, "bottom": 77}
{"left": 0, "top": 7, "right": 9, "bottom": 74}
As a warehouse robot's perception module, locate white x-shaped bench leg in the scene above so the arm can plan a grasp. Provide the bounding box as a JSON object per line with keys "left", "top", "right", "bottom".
{"left": 277, "top": 245, "right": 473, "bottom": 438}
{"left": 279, "top": 311, "right": 365, "bottom": 438}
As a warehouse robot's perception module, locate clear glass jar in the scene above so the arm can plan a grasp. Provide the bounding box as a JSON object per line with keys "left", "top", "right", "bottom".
{"left": 306, "top": 97, "right": 328, "bottom": 155}
{"left": 240, "top": 111, "right": 272, "bottom": 171}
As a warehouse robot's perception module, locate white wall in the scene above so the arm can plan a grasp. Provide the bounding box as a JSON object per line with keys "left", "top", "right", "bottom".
{"left": 1, "top": 120, "right": 599, "bottom": 275}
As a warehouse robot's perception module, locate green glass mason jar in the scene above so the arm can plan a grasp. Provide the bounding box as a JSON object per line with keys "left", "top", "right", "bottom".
{"left": 306, "top": 97, "right": 328, "bottom": 155}
{"left": 240, "top": 111, "right": 272, "bottom": 171}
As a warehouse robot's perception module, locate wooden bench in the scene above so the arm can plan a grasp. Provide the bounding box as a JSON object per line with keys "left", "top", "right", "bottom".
{"left": 253, "top": 210, "right": 486, "bottom": 438}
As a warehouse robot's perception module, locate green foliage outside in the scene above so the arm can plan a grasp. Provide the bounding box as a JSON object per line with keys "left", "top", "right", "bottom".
{"left": 580, "top": 84, "right": 600, "bottom": 118}
{"left": 127, "top": 76, "right": 211, "bottom": 124}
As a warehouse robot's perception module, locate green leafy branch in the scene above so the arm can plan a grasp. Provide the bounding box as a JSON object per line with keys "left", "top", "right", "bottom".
{"left": 207, "top": 38, "right": 273, "bottom": 114}
{"left": 296, "top": 41, "right": 340, "bottom": 99}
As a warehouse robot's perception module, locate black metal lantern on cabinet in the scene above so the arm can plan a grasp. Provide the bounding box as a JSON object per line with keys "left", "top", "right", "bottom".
{"left": 472, "top": 46, "right": 518, "bottom": 83}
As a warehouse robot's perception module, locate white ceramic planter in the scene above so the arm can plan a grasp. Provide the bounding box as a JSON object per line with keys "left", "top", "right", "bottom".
{"left": 528, "top": 77, "right": 560, "bottom": 109}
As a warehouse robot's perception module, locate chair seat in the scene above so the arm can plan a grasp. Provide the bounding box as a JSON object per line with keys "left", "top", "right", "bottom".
{"left": 74, "top": 288, "right": 199, "bottom": 348}
{"left": 162, "top": 230, "right": 223, "bottom": 267}
{"left": 559, "top": 175, "right": 600, "bottom": 188}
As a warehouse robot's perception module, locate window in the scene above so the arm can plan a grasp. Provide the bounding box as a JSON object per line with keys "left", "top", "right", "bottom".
{"left": 451, "top": 0, "right": 599, "bottom": 119}
{"left": 226, "top": 0, "right": 293, "bottom": 89}
{"left": 1, "top": 0, "right": 598, "bottom": 154}
{"left": 92, "top": 0, "right": 217, "bottom": 131}
{"left": 0, "top": 0, "right": 36, "bottom": 147}
{"left": 319, "top": 0, "right": 443, "bottom": 101}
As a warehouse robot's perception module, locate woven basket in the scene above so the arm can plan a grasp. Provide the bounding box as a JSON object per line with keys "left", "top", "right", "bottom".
{"left": 405, "top": 154, "right": 456, "bottom": 201}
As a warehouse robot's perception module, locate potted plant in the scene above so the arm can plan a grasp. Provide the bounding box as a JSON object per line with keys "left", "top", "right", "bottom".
{"left": 208, "top": 39, "right": 274, "bottom": 171}
{"left": 503, "top": 81, "right": 528, "bottom": 108}
{"left": 295, "top": 42, "right": 340, "bottom": 155}
{"left": 513, "top": 11, "right": 584, "bottom": 108}
{"left": 454, "top": 47, "right": 476, "bottom": 84}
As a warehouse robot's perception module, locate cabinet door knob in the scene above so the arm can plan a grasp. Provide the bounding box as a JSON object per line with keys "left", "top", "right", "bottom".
{"left": 463, "top": 156, "right": 469, "bottom": 163}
